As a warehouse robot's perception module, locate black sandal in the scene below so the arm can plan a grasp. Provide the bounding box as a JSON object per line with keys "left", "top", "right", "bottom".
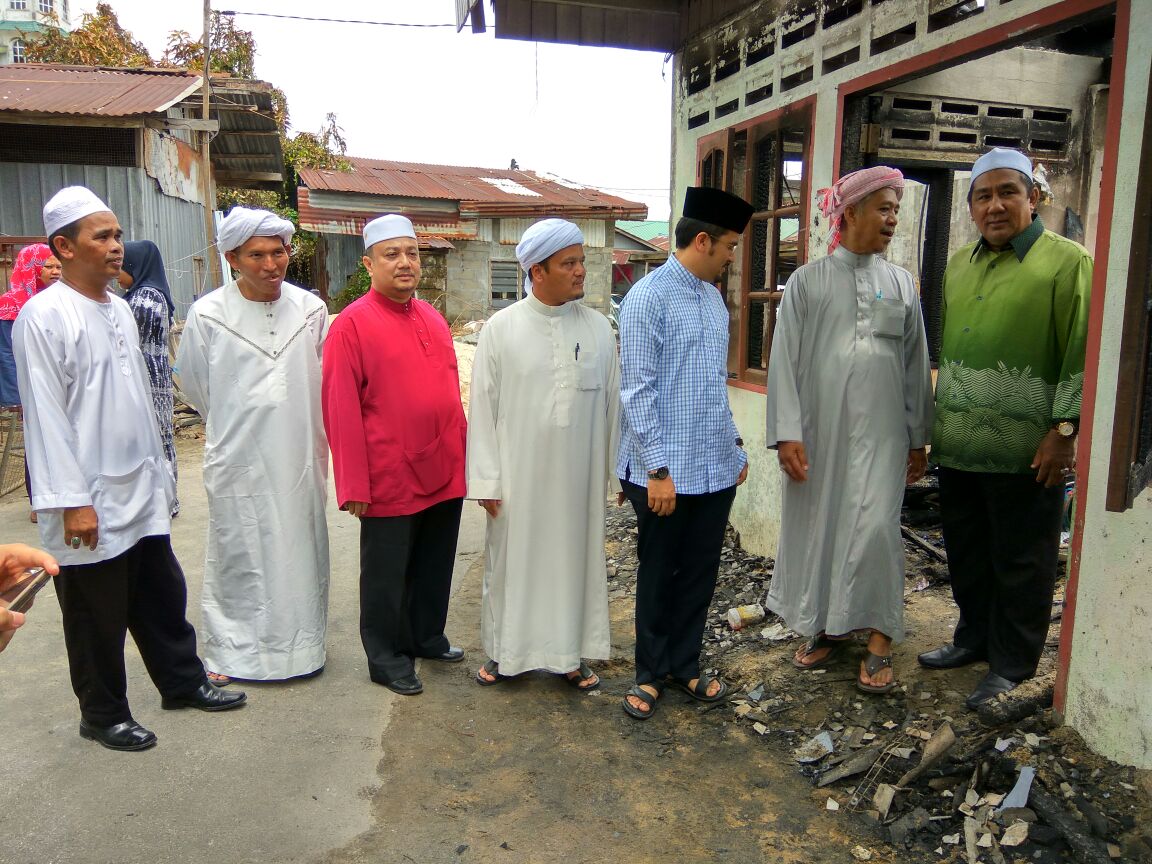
{"left": 475, "top": 659, "right": 508, "bottom": 686}
{"left": 563, "top": 662, "right": 600, "bottom": 691}
{"left": 792, "top": 634, "right": 844, "bottom": 670}
{"left": 622, "top": 683, "right": 663, "bottom": 720}
{"left": 668, "top": 674, "right": 730, "bottom": 703}
{"left": 856, "top": 652, "right": 896, "bottom": 694}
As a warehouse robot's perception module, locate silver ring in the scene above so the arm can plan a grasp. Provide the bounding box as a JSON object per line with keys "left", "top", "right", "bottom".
{"left": 70, "top": 536, "right": 81, "bottom": 547}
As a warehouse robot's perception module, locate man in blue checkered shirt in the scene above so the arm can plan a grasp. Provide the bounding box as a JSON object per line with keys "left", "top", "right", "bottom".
{"left": 618, "top": 186, "right": 754, "bottom": 720}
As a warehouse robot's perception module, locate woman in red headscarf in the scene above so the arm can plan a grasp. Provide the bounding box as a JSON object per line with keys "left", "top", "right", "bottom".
{"left": 1, "top": 243, "right": 60, "bottom": 406}
{"left": 1, "top": 243, "right": 61, "bottom": 522}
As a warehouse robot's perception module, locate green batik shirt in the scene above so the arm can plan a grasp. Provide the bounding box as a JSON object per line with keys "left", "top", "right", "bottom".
{"left": 931, "top": 217, "right": 1092, "bottom": 474}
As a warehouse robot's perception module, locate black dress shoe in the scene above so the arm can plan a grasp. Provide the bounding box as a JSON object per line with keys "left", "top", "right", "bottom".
{"left": 966, "top": 672, "right": 1019, "bottom": 709}
{"left": 425, "top": 646, "right": 465, "bottom": 663}
{"left": 161, "top": 682, "right": 247, "bottom": 712}
{"left": 376, "top": 673, "right": 423, "bottom": 696}
{"left": 79, "top": 719, "right": 157, "bottom": 751}
{"left": 917, "top": 644, "right": 986, "bottom": 669}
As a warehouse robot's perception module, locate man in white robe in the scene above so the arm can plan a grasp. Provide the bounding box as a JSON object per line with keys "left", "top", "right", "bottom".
{"left": 176, "top": 207, "right": 330, "bottom": 683}
{"left": 468, "top": 219, "right": 619, "bottom": 688}
{"left": 15, "top": 186, "right": 244, "bottom": 751}
{"left": 766, "top": 167, "right": 934, "bottom": 694}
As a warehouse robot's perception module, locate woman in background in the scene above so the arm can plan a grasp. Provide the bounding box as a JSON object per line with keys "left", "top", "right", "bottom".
{"left": 0, "top": 243, "right": 61, "bottom": 523}
{"left": 118, "top": 240, "right": 179, "bottom": 517}
{"left": 0, "top": 243, "right": 59, "bottom": 405}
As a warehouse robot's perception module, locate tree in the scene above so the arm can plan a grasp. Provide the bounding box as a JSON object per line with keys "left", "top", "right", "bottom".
{"left": 28, "top": 3, "right": 350, "bottom": 295}
{"left": 163, "top": 12, "right": 255, "bottom": 78}
{"left": 25, "top": 3, "right": 152, "bottom": 66}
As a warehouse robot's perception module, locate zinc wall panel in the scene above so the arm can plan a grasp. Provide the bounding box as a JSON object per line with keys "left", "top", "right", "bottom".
{"left": 0, "top": 162, "right": 207, "bottom": 317}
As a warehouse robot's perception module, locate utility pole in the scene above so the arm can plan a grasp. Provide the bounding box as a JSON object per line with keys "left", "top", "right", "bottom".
{"left": 199, "top": 0, "right": 223, "bottom": 293}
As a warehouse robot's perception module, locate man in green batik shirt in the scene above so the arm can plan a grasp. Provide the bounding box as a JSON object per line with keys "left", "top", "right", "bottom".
{"left": 917, "top": 147, "right": 1091, "bottom": 710}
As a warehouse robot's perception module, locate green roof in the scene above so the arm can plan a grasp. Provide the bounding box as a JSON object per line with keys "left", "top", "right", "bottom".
{"left": 617, "top": 220, "right": 670, "bottom": 242}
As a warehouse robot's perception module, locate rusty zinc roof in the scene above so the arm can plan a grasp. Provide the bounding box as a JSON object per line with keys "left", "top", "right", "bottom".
{"left": 298, "top": 156, "right": 647, "bottom": 220}
{"left": 0, "top": 64, "right": 202, "bottom": 117}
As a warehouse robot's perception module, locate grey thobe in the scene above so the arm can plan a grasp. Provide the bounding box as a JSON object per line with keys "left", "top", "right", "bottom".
{"left": 765, "top": 246, "right": 933, "bottom": 640}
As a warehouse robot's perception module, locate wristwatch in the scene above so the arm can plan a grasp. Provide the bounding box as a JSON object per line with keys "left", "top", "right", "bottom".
{"left": 1054, "top": 420, "right": 1078, "bottom": 438}
{"left": 647, "top": 466, "right": 670, "bottom": 481}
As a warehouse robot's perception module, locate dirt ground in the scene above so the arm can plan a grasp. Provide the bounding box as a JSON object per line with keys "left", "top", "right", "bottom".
{"left": 318, "top": 552, "right": 867, "bottom": 864}
{"left": 5, "top": 336, "right": 1148, "bottom": 864}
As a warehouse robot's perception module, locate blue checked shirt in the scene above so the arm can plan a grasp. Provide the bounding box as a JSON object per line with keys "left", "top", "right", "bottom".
{"left": 617, "top": 255, "right": 746, "bottom": 494}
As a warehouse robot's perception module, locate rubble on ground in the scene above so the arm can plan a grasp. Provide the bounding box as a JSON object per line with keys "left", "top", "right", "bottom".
{"left": 603, "top": 472, "right": 1152, "bottom": 863}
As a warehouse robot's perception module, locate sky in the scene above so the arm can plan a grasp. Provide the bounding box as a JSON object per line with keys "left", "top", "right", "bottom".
{"left": 73, "top": 0, "right": 675, "bottom": 220}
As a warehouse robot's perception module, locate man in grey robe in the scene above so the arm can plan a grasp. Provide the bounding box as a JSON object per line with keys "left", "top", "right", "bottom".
{"left": 468, "top": 219, "right": 619, "bottom": 689}
{"left": 765, "top": 166, "right": 933, "bottom": 694}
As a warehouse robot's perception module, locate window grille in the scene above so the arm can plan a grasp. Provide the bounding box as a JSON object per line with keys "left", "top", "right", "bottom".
{"left": 490, "top": 260, "right": 522, "bottom": 308}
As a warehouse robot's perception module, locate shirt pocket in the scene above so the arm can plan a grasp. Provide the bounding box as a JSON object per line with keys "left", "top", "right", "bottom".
{"left": 871, "top": 298, "right": 905, "bottom": 339}
{"left": 94, "top": 459, "right": 157, "bottom": 536}
{"left": 405, "top": 428, "right": 455, "bottom": 496}
{"left": 576, "top": 350, "right": 601, "bottom": 391}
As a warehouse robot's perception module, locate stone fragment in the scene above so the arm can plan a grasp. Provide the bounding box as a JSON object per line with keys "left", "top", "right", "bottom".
{"left": 1000, "top": 822, "right": 1029, "bottom": 847}
{"left": 794, "top": 731, "right": 835, "bottom": 763}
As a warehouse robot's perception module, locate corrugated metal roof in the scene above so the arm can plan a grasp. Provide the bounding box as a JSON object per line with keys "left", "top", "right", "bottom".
{"left": 617, "top": 220, "right": 671, "bottom": 243}
{"left": 0, "top": 64, "right": 202, "bottom": 116}
{"left": 299, "top": 156, "right": 647, "bottom": 220}
{"left": 298, "top": 188, "right": 479, "bottom": 240}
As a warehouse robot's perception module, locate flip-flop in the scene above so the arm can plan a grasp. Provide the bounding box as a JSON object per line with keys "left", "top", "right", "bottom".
{"left": 856, "top": 651, "right": 896, "bottom": 695}
{"left": 668, "top": 674, "right": 730, "bottom": 703}
{"left": 207, "top": 671, "right": 232, "bottom": 686}
{"left": 792, "top": 634, "right": 844, "bottom": 670}
{"left": 563, "top": 662, "right": 600, "bottom": 691}
{"left": 475, "top": 659, "right": 509, "bottom": 686}
{"left": 622, "top": 683, "right": 663, "bottom": 720}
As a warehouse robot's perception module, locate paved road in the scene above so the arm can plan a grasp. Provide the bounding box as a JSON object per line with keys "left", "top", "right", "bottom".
{"left": 1, "top": 435, "right": 486, "bottom": 864}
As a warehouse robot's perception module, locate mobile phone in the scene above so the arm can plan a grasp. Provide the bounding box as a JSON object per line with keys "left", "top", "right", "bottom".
{"left": 2, "top": 568, "right": 52, "bottom": 614}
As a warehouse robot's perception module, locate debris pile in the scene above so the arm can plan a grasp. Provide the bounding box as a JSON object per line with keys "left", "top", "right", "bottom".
{"left": 601, "top": 478, "right": 1152, "bottom": 863}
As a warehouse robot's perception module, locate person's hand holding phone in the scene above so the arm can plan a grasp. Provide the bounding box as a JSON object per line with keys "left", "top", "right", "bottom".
{"left": 0, "top": 543, "right": 60, "bottom": 652}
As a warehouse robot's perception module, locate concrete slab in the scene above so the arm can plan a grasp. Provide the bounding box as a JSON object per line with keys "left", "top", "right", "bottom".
{"left": 0, "top": 435, "right": 486, "bottom": 864}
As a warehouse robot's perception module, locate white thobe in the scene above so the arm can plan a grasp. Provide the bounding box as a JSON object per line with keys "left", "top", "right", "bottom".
{"left": 176, "top": 280, "right": 330, "bottom": 679}
{"left": 14, "top": 283, "right": 174, "bottom": 564}
{"left": 467, "top": 292, "right": 620, "bottom": 676}
{"left": 765, "top": 247, "right": 934, "bottom": 640}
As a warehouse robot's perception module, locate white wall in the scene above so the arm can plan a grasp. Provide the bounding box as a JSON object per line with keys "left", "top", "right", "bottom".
{"left": 1062, "top": 1, "right": 1152, "bottom": 770}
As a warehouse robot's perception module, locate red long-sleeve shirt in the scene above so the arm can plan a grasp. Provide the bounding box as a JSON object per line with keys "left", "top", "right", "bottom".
{"left": 321, "top": 290, "right": 466, "bottom": 517}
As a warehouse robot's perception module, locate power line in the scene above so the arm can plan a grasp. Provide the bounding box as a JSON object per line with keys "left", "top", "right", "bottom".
{"left": 217, "top": 10, "right": 456, "bottom": 28}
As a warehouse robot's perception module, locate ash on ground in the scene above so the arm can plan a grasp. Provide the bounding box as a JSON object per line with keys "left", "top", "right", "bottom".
{"left": 604, "top": 475, "right": 1151, "bottom": 863}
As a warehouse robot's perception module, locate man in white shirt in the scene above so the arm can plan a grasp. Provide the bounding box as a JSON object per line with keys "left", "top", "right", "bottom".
{"left": 177, "top": 207, "right": 330, "bottom": 685}
{"left": 14, "top": 186, "right": 245, "bottom": 752}
{"left": 468, "top": 219, "right": 619, "bottom": 689}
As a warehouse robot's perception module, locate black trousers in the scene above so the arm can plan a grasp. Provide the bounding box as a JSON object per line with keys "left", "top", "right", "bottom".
{"left": 938, "top": 468, "right": 1064, "bottom": 682}
{"left": 622, "top": 479, "right": 736, "bottom": 687}
{"left": 359, "top": 497, "right": 463, "bottom": 682}
{"left": 54, "top": 535, "right": 206, "bottom": 726}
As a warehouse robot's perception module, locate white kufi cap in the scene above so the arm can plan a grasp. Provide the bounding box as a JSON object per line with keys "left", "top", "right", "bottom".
{"left": 364, "top": 214, "right": 417, "bottom": 250}
{"left": 217, "top": 206, "right": 295, "bottom": 253}
{"left": 43, "top": 186, "right": 112, "bottom": 236}
{"left": 970, "top": 147, "right": 1034, "bottom": 187}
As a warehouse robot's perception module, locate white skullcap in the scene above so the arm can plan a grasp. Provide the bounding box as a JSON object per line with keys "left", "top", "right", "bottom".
{"left": 364, "top": 214, "right": 416, "bottom": 250}
{"left": 970, "top": 147, "right": 1034, "bottom": 187}
{"left": 43, "top": 186, "right": 112, "bottom": 236}
{"left": 515, "top": 219, "right": 584, "bottom": 292}
{"left": 217, "top": 206, "right": 295, "bottom": 253}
